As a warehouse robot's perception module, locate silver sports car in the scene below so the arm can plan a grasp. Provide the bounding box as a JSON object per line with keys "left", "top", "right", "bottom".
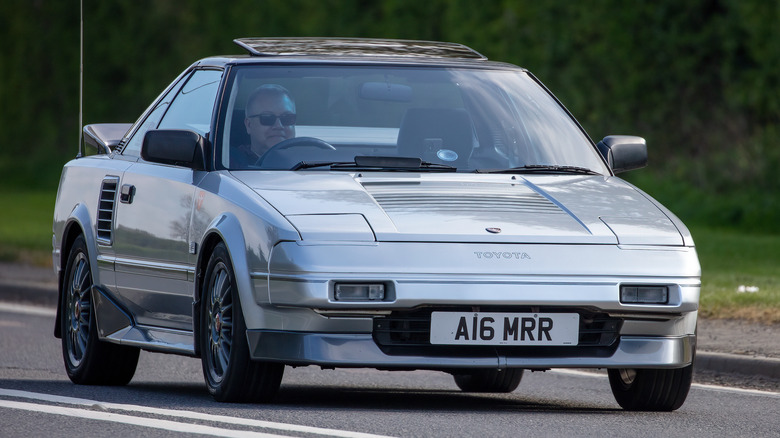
{"left": 53, "top": 38, "right": 700, "bottom": 410}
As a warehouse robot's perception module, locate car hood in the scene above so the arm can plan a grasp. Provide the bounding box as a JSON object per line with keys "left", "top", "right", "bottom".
{"left": 234, "top": 172, "right": 685, "bottom": 245}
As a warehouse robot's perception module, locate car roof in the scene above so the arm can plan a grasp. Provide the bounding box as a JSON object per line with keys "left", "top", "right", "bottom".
{"left": 195, "top": 38, "right": 524, "bottom": 70}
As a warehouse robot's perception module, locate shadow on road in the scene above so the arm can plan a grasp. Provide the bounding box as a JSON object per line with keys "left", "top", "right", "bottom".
{"left": 271, "top": 384, "right": 620, "bottom": 414}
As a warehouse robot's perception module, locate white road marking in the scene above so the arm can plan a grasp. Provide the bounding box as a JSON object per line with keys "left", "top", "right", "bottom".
{"left": 549, "top": 369, "right": 608, "bottom": 379}
{"left": 6, "top": 301, "right": 776, "bottom": 405}
{"left": 551, "top": 369, "right": 780, "bottom": 398}
{"left": 0, "top": 388, "right": 394, "bottom": 438}
{"left": 0, "top": 399, "right": 284, "bottom": 438}
{"left": 0, "top": 302, "right": 56, "bottom": 317}
{"left": 690, "top": 382, "right": 780, "bottom": 398}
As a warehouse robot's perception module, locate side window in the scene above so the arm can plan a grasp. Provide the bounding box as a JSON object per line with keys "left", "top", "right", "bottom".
{"left": 158, "top": 69, "right": 223, "bottom": 135}
{"left": 121, "top": 101, "right": 170, "bottom": 156}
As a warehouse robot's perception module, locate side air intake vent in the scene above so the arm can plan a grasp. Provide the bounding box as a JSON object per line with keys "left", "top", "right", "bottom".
{"left": 97, "top": 176, "right": 119, "bottom": 245}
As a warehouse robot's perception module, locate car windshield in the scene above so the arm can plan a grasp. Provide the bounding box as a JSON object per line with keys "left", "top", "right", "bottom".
{"left": 218, "top": 64, "right": 608, "bottom": 174}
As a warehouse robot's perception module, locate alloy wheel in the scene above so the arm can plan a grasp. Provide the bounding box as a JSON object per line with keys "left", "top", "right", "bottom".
{"left": 65, "top": 252, "right": 91, "bottom": 367}
{"left": 205, "top": 262, "right": 234, "bottom": 384}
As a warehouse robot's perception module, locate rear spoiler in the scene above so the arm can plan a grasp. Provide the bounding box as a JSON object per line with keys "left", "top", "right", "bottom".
{"left": 82, "top": 123, "right": 132, "bottom": 155}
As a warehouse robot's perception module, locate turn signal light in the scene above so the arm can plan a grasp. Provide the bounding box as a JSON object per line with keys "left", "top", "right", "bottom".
{"left": 334, "top": 283, "right": 385, "bottom": 301}
{"left": 620, "top": 285, "right": 668, "bottom": 304}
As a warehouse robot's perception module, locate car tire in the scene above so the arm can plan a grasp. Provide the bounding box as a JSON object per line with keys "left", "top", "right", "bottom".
{"left": 453, "top": 368, "right": 524, "bottom": 393}
{"left": 61, "top": 235, "right": 139, "bottom": 385}
{"left": 200, "top": 242, "right": 284, "bottom": 402}
{"left": 608, "top": 365, "right": 693, "bottom": 411}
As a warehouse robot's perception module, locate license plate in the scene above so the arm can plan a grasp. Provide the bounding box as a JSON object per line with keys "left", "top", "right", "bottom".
{"left": 430, "top": 312, "right": 579, "bottom": 346}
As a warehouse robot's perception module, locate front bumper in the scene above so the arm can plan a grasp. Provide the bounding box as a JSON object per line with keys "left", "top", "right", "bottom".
{"left": 247, "top": 241, "right": 700, "bottom": 369}
{"left": 247, "top": 330, "right": 696, "bottom": 369}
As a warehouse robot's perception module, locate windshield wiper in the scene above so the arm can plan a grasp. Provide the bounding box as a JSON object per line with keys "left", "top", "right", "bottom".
{"left": 476, "top": 165, "right": 601, "bottom": 175}
{"left": 290, "top": 160, "right": 351, "bottom": 170}
{"left": 291, "top": 156, "right": 457, "bottom": 172}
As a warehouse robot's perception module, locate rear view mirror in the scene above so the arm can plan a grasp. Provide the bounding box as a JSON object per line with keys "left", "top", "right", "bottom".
{"left": 596, "top": 135, "right": 647, "bottom": 174}
{"left": 359, "top": 82, "right": 412, "bottom": 102}
{"left": 141, "top": 129, "right": 208, "bottom": 170}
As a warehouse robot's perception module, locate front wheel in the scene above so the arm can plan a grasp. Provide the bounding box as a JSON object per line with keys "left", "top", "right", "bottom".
{"left": 200, "top": 242, "right": 284, "bottom": 402}
{"left": 61, "top": 235, "right": 139, "bottom": 385}
{"left": 608, "top": 365, "right": 693, "bottom": 411}
{"left": 453, "top": 369, "right": 524, "bottom": 393}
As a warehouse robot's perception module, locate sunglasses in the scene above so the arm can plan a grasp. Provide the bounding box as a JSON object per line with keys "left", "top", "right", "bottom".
{"left": 248, "top": 113, "right": 297, "bottom": 126}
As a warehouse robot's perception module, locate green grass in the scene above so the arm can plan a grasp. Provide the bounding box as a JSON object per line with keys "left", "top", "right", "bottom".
{"left": 691, "top": 226, "right": 780, "bottom": 323}
{"left": 0, "top": 189, "right": 56, "bottom": 266}
{"left": 1, "top": 188, "right": 778, "bottom": 322}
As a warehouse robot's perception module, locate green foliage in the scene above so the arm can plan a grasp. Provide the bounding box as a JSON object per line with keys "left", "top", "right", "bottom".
{"left": 1, "top": 0, "right": 778, "bottom": 231}
{"left": 626, "top": 168, "right": 780, "bottom": 233}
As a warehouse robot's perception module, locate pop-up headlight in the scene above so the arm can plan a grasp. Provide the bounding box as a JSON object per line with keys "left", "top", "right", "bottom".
{"left": 620, "top": 285, "right": 669, "bottom": 304}
{"left": 334, "top": 283, "right": 385, "bottom": 301}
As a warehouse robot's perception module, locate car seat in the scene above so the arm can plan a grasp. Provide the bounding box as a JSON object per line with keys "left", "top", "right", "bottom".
{"left": 396, "top": 108, "right": 476, "bottom": 169}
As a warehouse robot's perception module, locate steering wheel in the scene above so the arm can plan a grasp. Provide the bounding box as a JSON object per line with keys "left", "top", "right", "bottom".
{"left": 255, "top": 137, "right": 336, "bottom": 167}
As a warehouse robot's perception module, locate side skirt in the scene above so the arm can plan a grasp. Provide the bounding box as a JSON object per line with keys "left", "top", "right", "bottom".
{"left": 91, "top": 285, "right": 196, "bottom": 356}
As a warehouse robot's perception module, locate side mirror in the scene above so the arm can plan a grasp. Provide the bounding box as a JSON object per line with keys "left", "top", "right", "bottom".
{"left": 141, "top": 130, "right": 207, "bottom": 170}
{"left": 596, "top": 135, "right": 647, "bottom": 174}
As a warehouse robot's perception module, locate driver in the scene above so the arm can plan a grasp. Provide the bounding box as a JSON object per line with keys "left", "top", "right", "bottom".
{"left": 232, "top": 84, "right": 296, "bottom": 167}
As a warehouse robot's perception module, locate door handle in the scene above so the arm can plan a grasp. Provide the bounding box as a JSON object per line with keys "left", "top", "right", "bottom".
{"left": 120, "top": 184, "right": 136, "bottom": 204}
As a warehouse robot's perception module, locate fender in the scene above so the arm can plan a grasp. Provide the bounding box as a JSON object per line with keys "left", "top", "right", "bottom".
{"left": 196, "top": 212, "right": 264, "bottom": 330}
{"left": 65, "top": 203, "right": 103, "bottom": 282}
{"left": 54, "top": 203, "right": 101, "bottom": 339}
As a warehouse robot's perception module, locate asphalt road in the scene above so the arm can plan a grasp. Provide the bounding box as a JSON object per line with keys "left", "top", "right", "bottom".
{"left": 1, "top": 305, "right": 779, "bottom": 437}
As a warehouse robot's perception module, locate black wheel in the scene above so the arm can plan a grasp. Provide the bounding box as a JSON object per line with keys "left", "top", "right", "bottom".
{"left": 200, "top": 242, "right": 284, "bottom": 402}
{"left": 255, "top": 136, "right": 336, "bottom": 167}
{"left": 608, "top": 365, "right": 693, "bottom": 411}
{"left": 61, "top": 235, "right": 139, "bottom": 385}
{"left": 453, "top": 369, "right": 524, "bottom": 393}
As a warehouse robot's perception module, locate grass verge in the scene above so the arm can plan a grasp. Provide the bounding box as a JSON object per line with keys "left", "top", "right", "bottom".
{"left": 1, "top": 189, "right": 778, "bottom": 323}
{"left": 0, "top": 189, "right": 55, "bottom": 267}
{"left": 692, "top": 226, "right": 780, "bottom": 323}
